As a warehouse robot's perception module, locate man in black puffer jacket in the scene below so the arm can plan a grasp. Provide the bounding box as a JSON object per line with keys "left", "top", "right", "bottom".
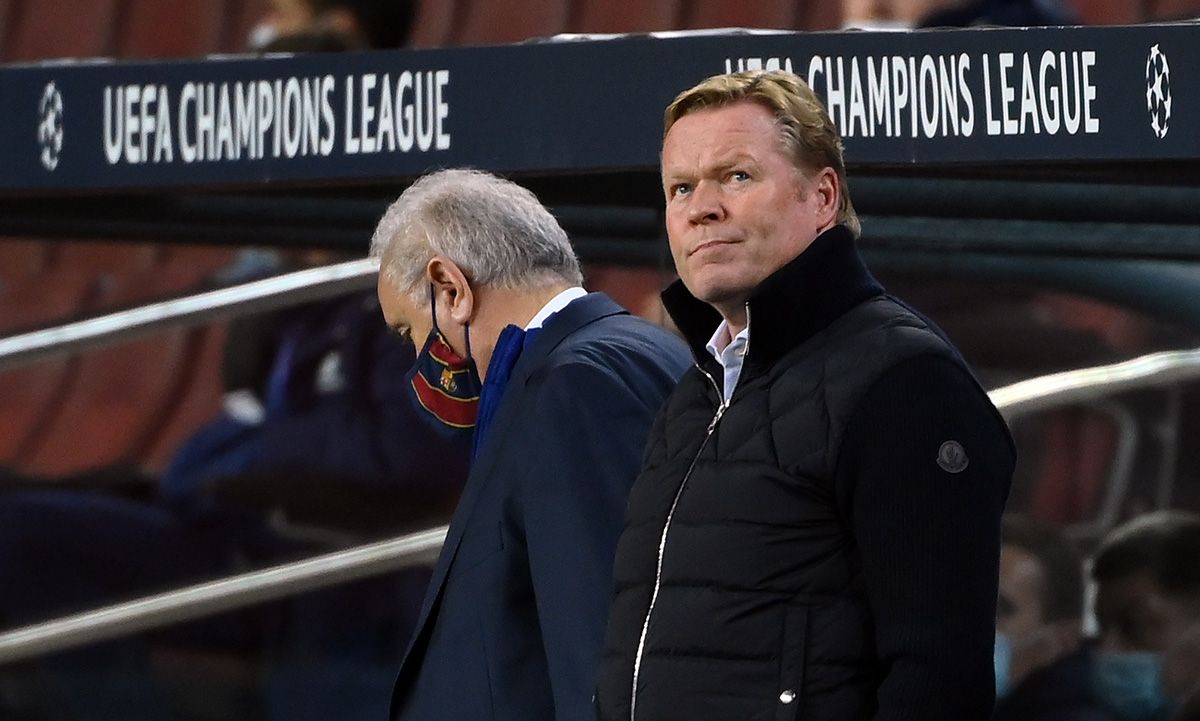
{"left": 595, "top": 70, "right": 1015, "bottom": 721}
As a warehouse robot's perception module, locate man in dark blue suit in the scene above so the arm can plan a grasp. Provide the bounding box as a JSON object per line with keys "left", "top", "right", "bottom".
{"left": 370, "top": 168, "right": 690, "bottom": 721}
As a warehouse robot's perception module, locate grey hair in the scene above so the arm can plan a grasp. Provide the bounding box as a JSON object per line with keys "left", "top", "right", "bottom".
{"left": 370, "top": 168, "right": 583, "bottom": 305}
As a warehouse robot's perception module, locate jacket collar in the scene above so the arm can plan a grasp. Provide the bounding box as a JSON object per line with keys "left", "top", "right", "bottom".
{"left": 662, "top": 224, "right": 884, "bottom": 368}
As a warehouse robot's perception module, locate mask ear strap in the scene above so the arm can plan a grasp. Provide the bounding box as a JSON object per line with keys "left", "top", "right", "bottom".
{"left": 428, "top": 283, "right": 441, "bottom": 335}
{"left": 430, "top": 281, "right": 473, "bottom": 360}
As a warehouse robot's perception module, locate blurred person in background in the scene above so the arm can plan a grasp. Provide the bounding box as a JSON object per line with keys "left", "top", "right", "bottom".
{"left": 1166, "top": 627, "right": 1200, "bottom": 721}
{"left": 248, "top": 0, "right": 414, "bottom": 51}
{"left": 165, "top": 249, "right": 471, "bottom": 520}
{"left": 918, "top": 0, "right": 1077, "bottom": 27}
{"left": 993, "top": 515, "right": 1109, "bottom": 721}
{"left": 371, "top": 168, "right": 690, "bottom": 721}
{"left": 1091, "top": 511, "right": 1200, "bottom": 721}
{"left": 842, "top": 0, "right": 1075, "bottom": 29}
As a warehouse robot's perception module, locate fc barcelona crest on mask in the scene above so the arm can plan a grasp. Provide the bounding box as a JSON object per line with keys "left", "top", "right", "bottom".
{"left": 406, "top": 328, "right": 481, "bottom": 429}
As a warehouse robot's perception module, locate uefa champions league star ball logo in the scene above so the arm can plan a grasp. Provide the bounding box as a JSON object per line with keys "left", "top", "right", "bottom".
{"left": 1146, "top": 44, "right": 1171, "bottom": 139}
{"left": 38, "top": 81, "right": 64, "bottom": 171}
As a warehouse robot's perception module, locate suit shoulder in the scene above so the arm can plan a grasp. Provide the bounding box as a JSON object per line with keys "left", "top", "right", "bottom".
{"left": 550, "top": 315, "right": 689, "bottom": 373}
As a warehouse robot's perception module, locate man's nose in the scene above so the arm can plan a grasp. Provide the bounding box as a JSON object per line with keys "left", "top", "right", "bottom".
{"left": 687, "top": 181, "right": 725, "bottom": 224}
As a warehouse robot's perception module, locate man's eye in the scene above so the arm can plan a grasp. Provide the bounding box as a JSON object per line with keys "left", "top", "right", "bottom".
{"left": 671, "top": 184, "right": 692, "bottom": 198}
{"left": 731, "top": 170, "right": 751, "bottom": 182}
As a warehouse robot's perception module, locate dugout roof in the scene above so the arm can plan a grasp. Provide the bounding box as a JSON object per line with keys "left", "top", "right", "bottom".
{"left": 1, "top": 25, "right": 1199, "bottom": 261}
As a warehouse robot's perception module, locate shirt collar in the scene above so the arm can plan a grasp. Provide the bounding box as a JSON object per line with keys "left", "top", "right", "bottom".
{"left": 526, "top": 287, "right": 587, "bottom": 330}
{"left": 704, "top": 318, "right": 750, "bottom": 360}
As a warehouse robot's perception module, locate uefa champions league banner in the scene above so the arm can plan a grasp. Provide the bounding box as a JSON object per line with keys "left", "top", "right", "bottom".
{"left": 0, "top": 24, "right": 1192, "bottom": 192}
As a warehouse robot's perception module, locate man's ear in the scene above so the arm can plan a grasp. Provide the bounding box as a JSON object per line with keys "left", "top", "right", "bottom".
{"left": 811, "top": 167, "right": 840, "bottom": 229}
{"left": 426, "top": 256, "right": 474, "bottom": 325}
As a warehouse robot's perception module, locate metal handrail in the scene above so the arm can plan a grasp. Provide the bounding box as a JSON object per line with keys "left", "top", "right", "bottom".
{"left": 0, "top": 525, "right": 447, "bottom": 665}
{"left": 989, "top": 346, "right": 1200, "bottom": 419}
{"left": 5, "top": 254, "right": 1200, "bottom": 412}
{"left": 0, "top": 258, "right": 379, "bottom": 372}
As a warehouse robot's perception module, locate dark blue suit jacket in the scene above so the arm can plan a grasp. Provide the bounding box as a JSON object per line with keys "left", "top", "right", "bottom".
{"left": 391, "top": 293, "right": 690, "bottom": 721}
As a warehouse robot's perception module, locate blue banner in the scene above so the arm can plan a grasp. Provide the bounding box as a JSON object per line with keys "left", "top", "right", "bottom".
{"left": 0, "top": 24, "right": 1194, "bottom": 192}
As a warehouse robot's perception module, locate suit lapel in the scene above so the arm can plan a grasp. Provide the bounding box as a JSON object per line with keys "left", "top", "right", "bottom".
{"left": 394, "top": 293, "right": 628, "bottom": 676}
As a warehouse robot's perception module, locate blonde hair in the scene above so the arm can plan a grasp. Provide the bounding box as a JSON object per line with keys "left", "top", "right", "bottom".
{"left": 664, "top": 70, "right": 860, "bottom": 238}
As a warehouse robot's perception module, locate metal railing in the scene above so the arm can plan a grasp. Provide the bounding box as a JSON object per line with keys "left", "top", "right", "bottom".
{"left": 5, "top": 265, "right": 1200, "bottom": 664}
{"left": 0, "top": 258, "right": 379, "bottom": 372}
{"left": 989, "top": 346, "right": 1200, "bottom": 419}
{"left": 0, "top": 526, "right": 447, "bottom": 664}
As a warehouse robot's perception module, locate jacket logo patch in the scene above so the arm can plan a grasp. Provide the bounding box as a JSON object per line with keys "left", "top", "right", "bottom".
{"left": 937, "top": 440, "right": 969, "bottom": 473}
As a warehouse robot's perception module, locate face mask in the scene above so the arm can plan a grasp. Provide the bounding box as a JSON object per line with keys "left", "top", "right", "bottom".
{"left": 994, "top": 633, "right": 1013, "bottom": 699}
{"left": 1092, "top": 651, "right": 1176, "bottom": 721}
{"left": 405, "top": 286, "right": 481, "bottom": 430}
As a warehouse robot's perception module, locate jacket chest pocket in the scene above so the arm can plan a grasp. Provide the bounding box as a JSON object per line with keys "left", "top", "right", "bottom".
{"left": 776, "top": 605, "right": 808, "bottom": 721}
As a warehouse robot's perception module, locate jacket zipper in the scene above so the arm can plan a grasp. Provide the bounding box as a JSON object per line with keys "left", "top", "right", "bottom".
{"left": 629, "top": 305, "right": 750, "bottom": 721}
{"left": 628, "top": 366, "right": 726, "bottom": 721}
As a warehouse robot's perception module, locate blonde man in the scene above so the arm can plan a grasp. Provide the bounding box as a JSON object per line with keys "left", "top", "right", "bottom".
{"left": 595, "top": 71, "right": 1015, "bottom": 721}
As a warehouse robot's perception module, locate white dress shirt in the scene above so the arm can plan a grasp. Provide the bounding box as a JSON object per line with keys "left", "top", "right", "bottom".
{"left": 527, "top": 287, "right": 588, "bottom": 330}
{"left": 704, "top": 319, "right": 750, "bottom": 404}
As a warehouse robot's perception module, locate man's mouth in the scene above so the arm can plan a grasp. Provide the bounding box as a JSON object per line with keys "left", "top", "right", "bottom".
{"left": 690, "top": 239, "right": 738, "bottom": 257}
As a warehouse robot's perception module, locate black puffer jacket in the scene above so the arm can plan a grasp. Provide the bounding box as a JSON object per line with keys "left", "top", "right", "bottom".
{"left": 596, "top": 226, "right": 1014, "bottom": 721}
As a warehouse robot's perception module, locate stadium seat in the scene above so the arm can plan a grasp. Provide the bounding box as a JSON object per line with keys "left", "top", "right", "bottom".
{"left": 798, "top": 2, "right": 843, "bottom": 30}
{"left": 569, "top": 1, "right": 680, "bottom": 33}
{"left": 409, "top": 0, "right": 459, "bottom": 47}
{"left": 681, "top": 1, "right": 798, "bottom": 30}
{"left": 157, "top": 245, "right": 240, "bottom": 291}
{"left": 1030, "top": 408, "right": 1116, "bottom": 526}
{"left": 14, "top": 270, "right": 189, "bottom": 478}
{"left": 454, "top": 0, "right": 569, "bottom": 46}
{"left": 140, "top": 323, "right": 228, "bottom": 473}
{"left": 116, "top": 0, "right": 228, "bottom": 58}
{"left": 4, "top": 0, "right": 118, "bottom": 61}
{"left": 1146, "top": 0, "right": 1200, "bottom": 20}
{"left": 0, "top": 269, "right": 95, "bottom": 464}
{"left": 54, "top": 241, "right": 161, "bottom": 308}
{"left": 54, "top": 240, "right": 160, "bottom": 275}
{"left": 0, "top": 238, "right": 50, "bottom": 286}
{"left": 221, "top": 0, "right": 272, "bottom": 53}
{"left": 0, "top": 266, "right": 95, "bottom": 336}
{"left": 0, "top": 0, "right": 13, "bottom": 58}
{"left": 1063, "top": 0, "right": 1140, "bottom": 24}
{"left": 139, "top": 243, "right": 240, "bottom": 469}
{"left": 0, "top": 359, "right": 74, "bottom": 465}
